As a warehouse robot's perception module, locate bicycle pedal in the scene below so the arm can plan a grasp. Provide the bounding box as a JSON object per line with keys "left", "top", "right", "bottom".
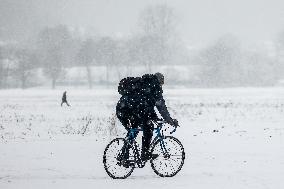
{"left": 151, "top": 154, "right": 159, "bottom": 160}
{"left": 137, "top": 162, "right": 146, "bottom": 168}
{"left": 121, "top": 160, "right": 135, "bottom": 168}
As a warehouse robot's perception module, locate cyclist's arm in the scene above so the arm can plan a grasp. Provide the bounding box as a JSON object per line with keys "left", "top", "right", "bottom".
{"left": 155, "top": 97, "right": 174, "bottom": 125}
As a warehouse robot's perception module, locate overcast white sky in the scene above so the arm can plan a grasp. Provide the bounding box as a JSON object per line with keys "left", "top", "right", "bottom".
{"left": 0, "top": 0, "right": 284, "bottom": 47}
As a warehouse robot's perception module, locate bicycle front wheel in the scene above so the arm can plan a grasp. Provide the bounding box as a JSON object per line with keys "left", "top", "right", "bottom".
{"left": 103, "top": 138, "right": 134, "bottom": 179}
{"left": 150, "top": 136, "right": 185, "bottom": 177}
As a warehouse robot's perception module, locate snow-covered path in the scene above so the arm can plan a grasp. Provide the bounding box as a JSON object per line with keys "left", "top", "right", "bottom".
{"left": 1, "top": 130, "right": 283, "bottom": 189}
{"left": 1, "top": 88, "right": 284, "bottom": 189}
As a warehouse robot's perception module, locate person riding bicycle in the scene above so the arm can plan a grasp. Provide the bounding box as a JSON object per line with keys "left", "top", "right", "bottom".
{"left": 116, "top": 72, "right": 178, "bottom": 163}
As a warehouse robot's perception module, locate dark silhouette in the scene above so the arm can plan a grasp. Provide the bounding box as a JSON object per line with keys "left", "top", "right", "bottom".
{"left": 61, "top": 91, "right": 70, "bottom": 106}
{"left": 116, "top": 72, "right": 178, "bottom": 162}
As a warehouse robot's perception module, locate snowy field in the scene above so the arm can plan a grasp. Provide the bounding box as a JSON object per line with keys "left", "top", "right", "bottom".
{"left": 0, "top": 88, "right": 284, "bottom": 189}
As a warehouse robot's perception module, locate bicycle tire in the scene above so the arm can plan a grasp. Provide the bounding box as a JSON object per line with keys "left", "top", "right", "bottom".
{"left": 103, "top": 138, "right": 134, "bottom": 179}
{"left": 150, "top": 136, "right": 185, "bottom": 177}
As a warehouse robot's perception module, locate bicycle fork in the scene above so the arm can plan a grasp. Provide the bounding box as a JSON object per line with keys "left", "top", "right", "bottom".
{"left": 154, "top": 127, "right": 170, "bottom": 159}
{"left": 159, "top": 139, "right": 170, "bottom": 159}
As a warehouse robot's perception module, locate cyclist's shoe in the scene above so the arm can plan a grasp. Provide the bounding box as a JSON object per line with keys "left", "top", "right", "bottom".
{"left": 121, "top": 159, "right": 134, "bottom": 168}
{"left": 141, "top": 152, "right": 159, "bottom": 162}
{"left": 151, "top": 153, "right": 159, "bottom": 160}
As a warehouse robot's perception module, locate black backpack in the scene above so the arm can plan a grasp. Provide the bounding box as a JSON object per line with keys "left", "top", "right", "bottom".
{"left": 118, "top": 77, "right": 141, "bottom": 95}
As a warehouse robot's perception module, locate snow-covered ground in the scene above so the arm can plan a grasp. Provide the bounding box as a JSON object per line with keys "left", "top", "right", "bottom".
{"left": 1, "top": 88, "right": 284, "bottom": 189}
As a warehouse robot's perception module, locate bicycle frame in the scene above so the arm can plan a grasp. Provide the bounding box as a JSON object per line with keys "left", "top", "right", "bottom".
{"left": 124, "top": 121, "right": 172, "bottom": 167}
{"left": 104, "top": 118, "right": 184, "bottom": 179}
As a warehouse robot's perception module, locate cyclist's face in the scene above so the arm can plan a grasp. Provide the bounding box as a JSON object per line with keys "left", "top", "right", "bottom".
{"left": 160, "top": 78, "right": 164, "bottom": 85}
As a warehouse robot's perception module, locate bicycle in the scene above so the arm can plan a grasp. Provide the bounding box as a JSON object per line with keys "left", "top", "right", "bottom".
{"left": 103, "top": 120, "right": 185, "bottom": 179}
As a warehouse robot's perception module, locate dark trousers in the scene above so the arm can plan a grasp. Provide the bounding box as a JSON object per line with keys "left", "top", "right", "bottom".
{"left": 127, "top": 121, "right": 154, "bottom": 154}
{"left": 116, "top": 96, "right": 157, "bottom": 159}
{"left": 61, "top": 100, "right": 70, "bottom": 106}
{"left": 118, "top": 115, "right": 154, "bottom": 158}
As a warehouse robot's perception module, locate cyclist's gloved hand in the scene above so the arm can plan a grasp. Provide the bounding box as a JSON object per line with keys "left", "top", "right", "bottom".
{"left": 171, "top": 119, "right": 179, "bottom": 127}
{"left": 169, "top": 119, "right": 179, "bottom": 134}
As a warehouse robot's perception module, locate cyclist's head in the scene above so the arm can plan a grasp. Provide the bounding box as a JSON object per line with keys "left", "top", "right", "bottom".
{"left": 155, "top": 72, "right": 164, "bottom": 85}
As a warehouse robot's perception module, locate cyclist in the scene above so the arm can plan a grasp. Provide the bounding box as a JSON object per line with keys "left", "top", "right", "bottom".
{"left": 116, "top": 72, "right": 178, "bottom": 164}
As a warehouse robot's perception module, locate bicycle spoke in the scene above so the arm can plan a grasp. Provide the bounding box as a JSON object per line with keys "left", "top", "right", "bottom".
{"left": 105, "top": 159, "right": 120, "bottom": 164}
{"left": 170, "top": 157, "right": 183, "bottom": 165}
{"left": 168, "top": 161, "right": 176, "bottom": 172}
{"left": 103, "top": 138, "right": 134, "bottom": 179}
{"left": 150, "top": 136, "right": 184, "bottom": 177}
{"left": 169, "top": 155, "right": 181, "bottom": 158}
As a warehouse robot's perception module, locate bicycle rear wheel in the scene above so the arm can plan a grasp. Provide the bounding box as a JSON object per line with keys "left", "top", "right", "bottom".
{"left": 103, "top": 138, "right": 134, "bottom": 179}
{"left": 150, "top": 136, "right": 185, "bottom": 177}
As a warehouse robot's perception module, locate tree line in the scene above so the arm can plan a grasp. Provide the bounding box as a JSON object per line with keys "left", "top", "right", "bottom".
{"left": 0, "top": 4, "right": 284, "bottom": 89}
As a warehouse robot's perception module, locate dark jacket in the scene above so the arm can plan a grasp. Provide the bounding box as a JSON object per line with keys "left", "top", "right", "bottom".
{"left": 62, "top": 92, "right": 67, "bottom": 102}
{"left": 116, "top": 74, "right": 173, "bottom": 125}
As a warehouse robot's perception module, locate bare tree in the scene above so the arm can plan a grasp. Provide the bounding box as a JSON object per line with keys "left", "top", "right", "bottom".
{"left": 96, "top": 37, "right": 116, "bottom": 85}
{"left": 196, "top": 34, "right": 278, "bottom": 87}
{"left": 0, "top": 46, "right": 14, "bottom": 88}
{"left": 138, "top": 4, "right": 177, "bottom": 39}
{"left": 275, "top": 30, "right": 284, "bottom": 78}
{"left": 13, "top": 49, "right": 38, "bottom": 89}
{"left": 37, "top": 25, "right": 71, "bottom": 89}
{"left": 113, "top": 40, "right": 129, "bottom": 80}
{"left": 241, "top": 51, "right": 277, "bottom": 86}
{"left": 77, "top": 38, "right": 97, "bottom": 89}
{"left": 0, "top": 47, "right": 3, "bottom": 88}
{"left": 138, "top": 4, "right": 178, "bottom": 72}
{"left": 196, "top": 35, "right": 242, "bottom": 87}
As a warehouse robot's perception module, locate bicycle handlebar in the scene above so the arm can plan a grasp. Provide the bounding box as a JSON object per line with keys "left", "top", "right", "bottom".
{"left": 154, "top": 119, "right": 179, "bottom": 134}
{"left": 170, "top": 126, "right": 177, "bottom": 134}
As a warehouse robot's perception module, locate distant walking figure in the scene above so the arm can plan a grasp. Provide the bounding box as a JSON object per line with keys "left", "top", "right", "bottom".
{"left": 61, "top": 91, "right": 70, "bottom": 106}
